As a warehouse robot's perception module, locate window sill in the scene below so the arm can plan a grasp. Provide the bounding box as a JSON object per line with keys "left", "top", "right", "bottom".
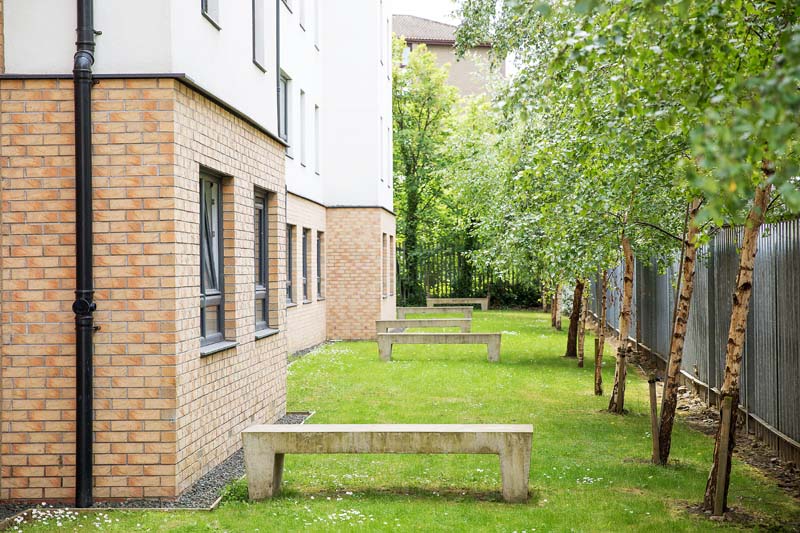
{"left": 286, "top": 153, "right": 294, "bottom": 160}
{"left": 255, "top": 328, "right": 280, "bottom": 340}
{"left": 286, "top": 303, "right": 298, "bottom": 309}
{"left": 316, "top": 297, "right": 325, "bottom": 301}
{"left": 302, "top": 299, "right": 312, "bottom": 305}
{"left": 253, "top": 59, "right": 267, "bottom": 73}
{"left": 281, "top": 0, "right": 293, "bottom": 13}
{"left": 200, "top": 340, "right": 238, "bottom": 358}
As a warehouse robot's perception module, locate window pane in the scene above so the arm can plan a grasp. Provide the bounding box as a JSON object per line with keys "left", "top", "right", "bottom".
{"left": 202, "top": 180, "right": 219, "bottom": 293}
{"left": 205, "top": 305, "right": 221, "bottom": 336}
{"left": 255, "top": 203, "right": 263, "bottom": 285}
{"left": 255, "top": 299, "right": 266, "bottom": 326}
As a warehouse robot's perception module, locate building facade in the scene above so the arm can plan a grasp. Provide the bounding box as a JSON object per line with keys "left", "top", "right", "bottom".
{"left": 393, "top": 14, "right": 502, "bottom": 96}
{"left": 0, "top": 0, "right": 394, "bottom": 503}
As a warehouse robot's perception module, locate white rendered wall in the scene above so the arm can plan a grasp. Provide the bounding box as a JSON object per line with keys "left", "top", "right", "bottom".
{"left": 280, "top": 0, "right": 324, "bottom": 204}
{"left": 3, "top": 0, "right": 278, "bottom": 135}
{"left": 320, "top": 0, "right": 393, "bottom": 211}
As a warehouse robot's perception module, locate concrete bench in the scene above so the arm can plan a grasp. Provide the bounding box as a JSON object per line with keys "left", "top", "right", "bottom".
{"left": 427, "top": 297, "right": 490, "bottom": 311}
{"left": 242, "top": 424, "right": 532, "bottom": 503}
{"left": 377, "top": 332, "right": 501, "bottom": 362}
{"left": 376, "top": 318, "right": 472, "bottom": 333}
{"left": 396, "top": 306, "right": 473, "bottom": 319}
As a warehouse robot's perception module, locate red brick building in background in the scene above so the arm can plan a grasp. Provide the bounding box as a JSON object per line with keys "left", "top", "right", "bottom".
{"left": 0, "top": 0, "right": 395, "bottom": 503}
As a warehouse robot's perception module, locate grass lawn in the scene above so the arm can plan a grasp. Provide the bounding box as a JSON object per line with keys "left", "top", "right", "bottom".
{"left": 17, "top": 310, "right": 800, "bottom": 532}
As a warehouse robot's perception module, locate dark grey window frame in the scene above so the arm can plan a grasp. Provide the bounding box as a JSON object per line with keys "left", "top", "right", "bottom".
{"left": 302, "top": 228, "right": 310, "bottom": 301}
{"left": 286, "top": 224, "right": 295, "bottom": 304}
{"left": 200, "top": 172, "right": 225, "bottom": 347}
{"left": 201, "top": 0, "right": 221, "bottom": 29}
{"left": 255, "top": 191, "right": 269, "bottom": 331}
{"left": 316, "top": 231, "right": 323, "bottom": 298}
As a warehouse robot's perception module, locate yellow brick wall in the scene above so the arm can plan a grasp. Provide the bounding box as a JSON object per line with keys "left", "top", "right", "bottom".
{"left": 0, "top": 77, "right": 288, "bottom": 502}
{"left": 325, "top": 208, "right": 396, "bottom": 341}
{"left": 285, "top": 193, "right": 327, "bottom": 354}
{"left": 171, "top": 82, "right": 288, "bottom": 495}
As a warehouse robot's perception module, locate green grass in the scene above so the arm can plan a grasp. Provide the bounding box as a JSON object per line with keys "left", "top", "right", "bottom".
{"left": 18, "top": 311, "right": 799, "bottom": 532}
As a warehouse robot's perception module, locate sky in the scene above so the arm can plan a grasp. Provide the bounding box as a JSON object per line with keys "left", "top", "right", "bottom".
{"left": 392, "top": 0, "right": 460, "bottom": 25}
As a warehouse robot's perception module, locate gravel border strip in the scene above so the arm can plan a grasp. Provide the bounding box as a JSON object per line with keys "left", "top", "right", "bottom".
{"left": 0, "top": 411, "right": 311, "bottom": 529}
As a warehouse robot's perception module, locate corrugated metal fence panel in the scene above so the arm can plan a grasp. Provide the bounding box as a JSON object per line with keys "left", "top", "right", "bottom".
{"left": 593, "top": 218, "right": 799, "bottom": 449}
{"left": 712, "top": 227, "right": 740, "bottom": 391}
{"left": 683, "top": 250, "right": 709, "bottom": 380}
{"left": 776, "top": 219, "right": 800, "bottom": 442}
{"left": 747, "top": 227, "right": 778, "bottom": 425}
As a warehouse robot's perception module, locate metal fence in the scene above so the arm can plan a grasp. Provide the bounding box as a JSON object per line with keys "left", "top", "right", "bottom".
{"left": 396, "top": 245, "right": 539, "bottom": 307}
{"left": 589, "top": 218, "right": 800, "bottom": 452}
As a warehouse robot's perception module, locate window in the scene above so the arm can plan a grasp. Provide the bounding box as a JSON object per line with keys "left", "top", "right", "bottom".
{"left": 200, "top": 173, "right": 224, "bottom": 346}
{"left": 300, "top": 90, "right": 307, "bottom": 165}
{"left": 316, "top": 231, "right": 324, "bottom": 298}
{"left": 379, "top": 0, "right": 385, "bottom": 64}
{"left": 279, "top": 74, "right": 289, "bottom": 142}
{"left": 299, "top": 0, "right": 306, "bottom": 28}
{"left": 313, "top": 0, "right": 320, "bottom": 47}
{"left": 255, "top": 191, "right": 269, "bottom": 331}
{"left": 314, "top": 105, "right": 320, "bottom": 174}
{"left": 382, "top": 233, "right": 388, "bottom": 296}
{"left": 389, "top": 235, "right": 395, "bottom": 295}
{"left": 380, "top": 116, "right": 384, "bottom": 182}
{"left": 201, "top": 0, "right": 220, "bottom": 28}
{"left": 286, "top": 224, "right": 295, "bottom": 303}
{"left": 302, "top": 228, "right": 311, "bottom": 301}
{"left": 253, "top": 0, "right": 266, "bottom": 71}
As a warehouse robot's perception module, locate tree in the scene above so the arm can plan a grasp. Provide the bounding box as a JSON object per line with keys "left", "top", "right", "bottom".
{"left": 456, "top": 0, "right": 800, "bottom": 512}
{"left": 392, "top": 36, "right": 458, "bottom": 304}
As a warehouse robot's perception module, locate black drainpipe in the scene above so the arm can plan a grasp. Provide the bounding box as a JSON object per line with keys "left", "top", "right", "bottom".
{"left": 72, "top": 0, "right": 97, "bottom": 509}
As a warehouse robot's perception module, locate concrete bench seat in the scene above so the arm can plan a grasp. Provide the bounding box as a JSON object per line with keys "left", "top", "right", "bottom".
{"left": 242, "top": 424, "right": 533, "bottom": 502}
{"left": 427, "top": 297, "right": 490, "bottom": 311}
{"left": 396, "top": 306, "right": 473, "bottom": 319}
{"left": 376, "top": 318, "right": 472, "bottom": 333}
{"left": 377, "top": 332, "right": 501, "bottom": 362}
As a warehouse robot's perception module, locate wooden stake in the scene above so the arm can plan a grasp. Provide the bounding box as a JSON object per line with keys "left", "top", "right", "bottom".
{"left": 648, "top": 376, "right": 659, "bottom": 464}
{"left": 713, "top": 396, "right": 734, "bottom": 517}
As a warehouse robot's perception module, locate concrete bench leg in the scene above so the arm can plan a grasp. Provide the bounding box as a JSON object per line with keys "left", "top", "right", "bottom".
{"left": 244, "top": 440, "right": 284, "bottom": 499}
{"left": 461, "top": 324, "right": 470, "bottom": 333}
{"left": 487, "top": 337, "right": 501, "bottom": 362}
{"left": 499, "top": 434, "right": 532, "bottom": 503}
{"left": 378, "top": 337, "right": 393, "bottom": 361}
{"left": 397, "top": 309, "right": 406, "bottom": 319}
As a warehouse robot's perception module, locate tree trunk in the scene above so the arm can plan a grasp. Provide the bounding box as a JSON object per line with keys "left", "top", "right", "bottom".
{"left": 595, "top": 272, "right": 607, "bottom": 396}
{"left": 405, "top": 182, "right": 423, "bottom": 304}
{"left": 550, "top": 290, "right": 557, "bottom": 327}
{"left": 554, "top": 285, "right": 563, "bottom": 331}
{"left": 578, "top": 287, "right": 588, "bottom": 368}
{"left": 565, "top": 279, "right": 585, "bottom": 358}
{"left": 703, "top": 182, "right": 772, "bottom": 512}
{"left": 608, "top": 236, "right": 634, "bottom": 414}
{"left": 658, "top": 198, "right": 702, "bottom": 465}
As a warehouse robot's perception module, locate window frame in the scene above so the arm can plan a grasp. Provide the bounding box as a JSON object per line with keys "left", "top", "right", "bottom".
{"left": 302, "top": 228, "right": 310, "bottom": 302}
{"left": 201, "top": 0, "right": 221, "bottom": 29}
{"left": 299, "top": 90, "right": 307, "bottom": 166}
{"left": 252, "top": 0, "right": 266, "bottom": 72}
{"left": 200, "top": 172, "right": 225, "bottom": 347}
{"left": 286, "top": 224, "right": 295, "bottom": 304}
{"left": 316, "top": 231, "right": 324, "bottom": 299}
{"left": 254, "top": 191, "right": 269, "bottom": 332}
{"left": 278, "top": 74, "right": 290, "bottom": 143}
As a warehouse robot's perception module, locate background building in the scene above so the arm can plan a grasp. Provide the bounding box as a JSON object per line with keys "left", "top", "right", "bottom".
{"left": 393, "top": 14, "right": 502, "bottom": 96}
{"left": 0, "top": 0, "right": 394, "bottom": 503}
